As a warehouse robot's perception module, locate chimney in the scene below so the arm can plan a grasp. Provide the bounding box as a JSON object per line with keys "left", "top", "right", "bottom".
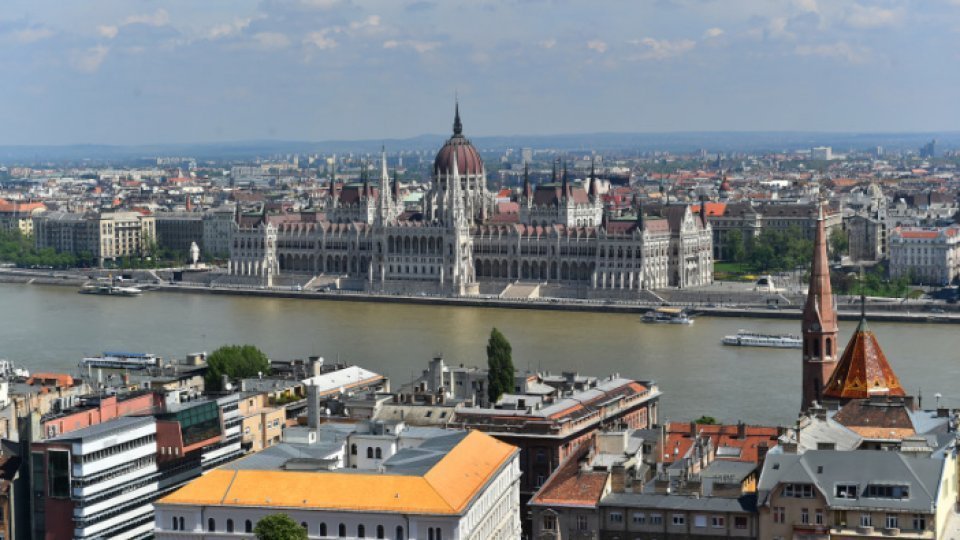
{"left": 307, "top": 384, "right": 320, "bottom": 428}
{"left": 611, "top": 464, "right": 627, "bottom": 493}
{"left": 737, "top": 421, "right": 745, "bottom": 440}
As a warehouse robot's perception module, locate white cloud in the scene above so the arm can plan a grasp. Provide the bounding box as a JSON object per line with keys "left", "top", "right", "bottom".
{"left": 795, "top": 41, "right": 870, "bottom": 63}
{"left": 304, "top": 30, "right": 338, "bottom": 50}
{"left": 845, "top": 4, "right": 900, "bottom": 28}
{"left": 627, "top": 37, "right": 695, "bottom": 60}
{"left": 587, "top": 40, "right": 608, "bottom": 53}
{"left": 794, "top": 0, "right": 819, "bottom": 14}
{"left": 703, "top": 27, "right": 724, "bottom": 39}
{"left": 207, "top": 18, "right": 253, "bottom": 40}
{"left": 97, "top": 25, "right": 119, "bottom": 39}
{"left": 298, "top": 0, "right": 343, "bottom": 9}
{"left": 12, "top": 27, "right": 54, "bottom": 44}
{"left": 350, "top": 15, "right": 381, "bottom": 31}
{"left": 70, "top": 45, "right": 110, "bottom": 73}
{"left": 122, "top": 9, "right": 170, "bottom": 27}
{"left": 252, "top": 32, "right": 291, "bottom": 50}
{"left": 539, "top": 38, "right": 557, "bottom": 49}
{"left": 383, "top": 40, "right": 439, "bottom": 53}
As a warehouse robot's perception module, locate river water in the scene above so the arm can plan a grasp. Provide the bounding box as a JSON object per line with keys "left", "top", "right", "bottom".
{"left": 2, "top": 283, "right": 958, "bottom": 426}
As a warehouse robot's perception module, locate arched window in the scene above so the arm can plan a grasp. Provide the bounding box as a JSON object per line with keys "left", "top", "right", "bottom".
{"left": 435, "top": 528, "right": 442, "bottom": 540}
{"left": 351, "top": 443, "right": 357, "bottom": 455}
{"left": 826, "top": 338, "right": 833, "bottom": 357}
{"left": 301, "top": 522, "right": 308, "bottom": 530}
{"left": 226, "top": 519, "right": 234, "bottom": 533}
{"left": 208, "top": 518, "right": 216, "bottom": 532}
{"left": 179, "top": 517, "right": 184, "bottom": 531}
{"left": 812, "top": 339, "right": 820, "bottom": 357}
{"left": 339, "top": 523, "right": 347, "bottom": 537}
{"left": 429, "top": 528, "right": 434, "bottom": 540}
{"left": 377, "top": 525, "right": 385, "bottom": 539}
{"left": 396, "top": 525, "right": 405, "bottom": 540}
{"left": 367, "top": 447, "right": 373, "bottom": 459}
{"left": 375, "top": 447, "right": 382, "bottom": 459}
{"left": 358, "top": 524, "right": 366, "bottom": 538}
{"left": 319, "top": 523, "right": 327, "bottom": 536}
{"left": 172, "top": 517, "right": 178, "bottom": 531}
{"left": 245, "top": 520, "right": 253, "bottom": 533}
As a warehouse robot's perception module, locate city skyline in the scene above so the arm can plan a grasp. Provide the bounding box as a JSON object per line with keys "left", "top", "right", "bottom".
{"left": 2, "top": 0, "right": 960, "bottom": 145}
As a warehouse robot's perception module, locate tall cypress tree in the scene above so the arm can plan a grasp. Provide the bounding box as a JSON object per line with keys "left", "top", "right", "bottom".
{"left": 487, "top": 327, "right": 515, "bottom": 404}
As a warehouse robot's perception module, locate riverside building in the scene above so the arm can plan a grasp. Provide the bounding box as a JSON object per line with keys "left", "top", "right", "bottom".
{"left": 226, "top": 106, "right": 713, "bottom": 294}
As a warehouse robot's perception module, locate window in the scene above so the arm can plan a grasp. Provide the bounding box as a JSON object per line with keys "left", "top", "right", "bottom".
{"left": 246, "top": 520, "right": 253, "bottom": 533}
{"left": 886, "top": 514, "right": 898, "bottom": 529}
{"left": 542, "top": 515, "right": 556, "bottom": 530}
{"left": 860, "top": 513, "right": 872, "bottom": 527}
{"left": 358, "top": 524, "right": 366, "bottom": 538}
{"left": 650, "top": 514, "right": 663, "bottom": 525}
{"left": 302, "top": 522, "right": 308, "bottom": 530}
{"left": 865, "top": 484, "right": 910, "bottom": 499}
{"left": 208, "top": 518, "right": 216, "bottom": 532}
{"left": 535, "top": 475, "right": 545, "bottom": 488}
{"left": 47, "top": 450, "right": 71, "bottom": 499}
{"left": 577, "top": 515, "right": 589, "bottom": 530}
{"left": 836, "top": 484, "right": 858, "bottom": 499}
{"left": 375, "top": 448, "right": 382, "bottom": 459}
{"left": 377, "top": 524, "right": 385, "bottom": 538}
{"left": 609, "top": 512, "right": 623, "bottom": 524}
{"left": 734, "top": 516, "right": 748, "bottom": 530}
{"left": 815, "top": 510, "right": 824, "bottom": 525}
{"left": 396, "top": 525, "right": 405, "bottom": 540}
{"left": 632, "top": 512, "right": 646, "bottom": 525}
{"left": 673, "top": 514, "right": 686, "bottom": 526}
{"left": 179, "top": 517, "right": 185, "bottom": 531}
{"left": 351, "top": 444, "right": 357, "bottom": 455}
{"left": 367, "top": 447, "right": 373, "bottom": 459}
{"left": 773, "top": 507, "right": 786, "bottom": 524}
{"left": 172, "top": 517, "right": 179, "bottom": 531}
{"left": 783, "top": 483, "right": 814, "bottom": 498}
{"left": 712, "top": 516, "right": 725, "bottom": 528}
{"left": 227, "top": 519, "right": 234, "bottom": 533}
{"left": 339, "top": 523, "right": 347, "bottom": 537}
{"left": 913, "top": 514, "right": 927, "bottom": 531}
{"left": 319, "top": 523, "right": 327, "bottom": 535}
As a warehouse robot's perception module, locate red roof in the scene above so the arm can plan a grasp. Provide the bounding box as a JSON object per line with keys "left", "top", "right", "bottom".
{"left": 529, "top": 443, "right": 607, "bottom": 508}
{"left": 823, "top": 319, "right": 905, "bottom": 400}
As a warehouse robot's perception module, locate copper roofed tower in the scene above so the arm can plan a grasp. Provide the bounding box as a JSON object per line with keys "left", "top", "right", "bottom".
{"left": 823, "top": 292, "right": 905, "bottom": 403}
{"left": 800, "top": 191, "right": 839, "bottom": 413}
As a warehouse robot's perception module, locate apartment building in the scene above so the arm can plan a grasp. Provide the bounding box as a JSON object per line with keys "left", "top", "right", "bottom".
{"left": 888, "top": 225, "right": 960, "bottom": 285}
{"left": 33, "top": 211, "right": 156, "bottom": 265}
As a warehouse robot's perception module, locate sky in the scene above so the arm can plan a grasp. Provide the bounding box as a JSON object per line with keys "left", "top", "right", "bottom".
{"left": 2, "top": 0, "right": 959, "bottom": 145}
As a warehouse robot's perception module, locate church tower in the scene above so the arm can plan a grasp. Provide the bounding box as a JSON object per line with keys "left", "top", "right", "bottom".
{"left": 801, "top": 194, "right": 839, "bottom": 413}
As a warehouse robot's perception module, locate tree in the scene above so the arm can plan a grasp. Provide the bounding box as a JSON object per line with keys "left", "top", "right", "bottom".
{"left": 205, "top": 344, "right": 270, "bottom": 391}
{"left": 695, "top": 415, "right": 718, "bottom": 425}
{"left": 486, "top": 328, "right": 515, "bottom": 404}
{"left": 829, "top": 228, "right": 849, "bottom": 262}
{"left": 254, "top": 514, "right": 307, "bottom": 540}
{"left": 725, "top": 229, "right": 745, "bottom": 264}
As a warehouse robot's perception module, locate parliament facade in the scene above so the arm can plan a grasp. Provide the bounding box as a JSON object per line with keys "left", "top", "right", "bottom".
{"left": 227, "top": 107, "right": 713, "bottom": 296}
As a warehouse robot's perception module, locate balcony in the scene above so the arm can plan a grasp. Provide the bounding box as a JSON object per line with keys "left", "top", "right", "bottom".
{"left": 828, "top": 525, "right": 933, "bottom": 538}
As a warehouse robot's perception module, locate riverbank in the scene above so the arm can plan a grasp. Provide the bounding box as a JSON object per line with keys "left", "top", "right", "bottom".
{"left": 3, "top": 267, "right": 955, "bottom": 324}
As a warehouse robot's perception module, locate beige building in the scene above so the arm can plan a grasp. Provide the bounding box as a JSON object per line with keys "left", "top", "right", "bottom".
{"left": 757, "top": 450, "right": 957, "bottom": 539}
{"left": 239, "top": 393, "right": 285, "bottom": 453}
{"left": 33, "top": 210, "right": 156, "bottom": 265}
{"left": 0, "top": 200, "right": 46, "bottom": 235}
{"left": 888, "top": 225, "right": 960, "bottom": 285}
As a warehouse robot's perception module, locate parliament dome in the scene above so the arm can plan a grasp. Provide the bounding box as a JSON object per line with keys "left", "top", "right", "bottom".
{"left": 434, "top": 104, "right": 483, "bottom": 176}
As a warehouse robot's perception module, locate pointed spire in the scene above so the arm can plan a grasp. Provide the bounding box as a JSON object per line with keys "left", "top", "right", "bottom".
{"left": 589, "top": 158, "right": 599, "bottom": 199}
{"left": 801, "top": 190, "right": 839, "bottom": 412}
{"left": 523, "top": 163, "right": 532, "bottom": 201}
{"left": 561, "top": 161, "right": 569, "bottom": 202}
{"left": 453, "top": 100, "right": 463, "bottom": 136}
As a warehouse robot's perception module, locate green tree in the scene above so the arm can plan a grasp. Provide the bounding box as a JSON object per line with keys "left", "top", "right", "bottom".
{"left": 205, "top": 344, "right": 270, "bottom": 391}
{"left": 829, "top": 228, "right": 849, "bottom": 262}
{"left": 254, "top": 514, "right": 307, "bottom": 540}
{"left": 486, "top": 328, "right": 515, "bottom": 404}
{"left": 695, "top": 415, "right": 718, "bottom": 425}
{"left": 725, "top": 229, "right": 745, "bottom": 264}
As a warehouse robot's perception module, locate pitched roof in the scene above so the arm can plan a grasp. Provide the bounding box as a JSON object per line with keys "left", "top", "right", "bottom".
{"left": 529, "top": 444, "right": 608, "bottom": 508}
{"left": 823, "top": 318, "right": 905, "bottom": 400}
{"left": 159, "top": 430, "right": 516, "bottom": 515}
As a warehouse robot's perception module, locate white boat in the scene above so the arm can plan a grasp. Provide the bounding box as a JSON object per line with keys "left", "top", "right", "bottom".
{"left": 722, "top": 330, "right": 802, "bottom": 349}
{"left": 642, "top": 307, "right": 694, "bottom": 325}
{"left": 79, "top": 283, "right": 143, "bottom": 296}
{"left": 0, "top": 359, "right": 29, "bottom": 380}
{"left": 80, "top": 351, "right": 160, "bottom": 370}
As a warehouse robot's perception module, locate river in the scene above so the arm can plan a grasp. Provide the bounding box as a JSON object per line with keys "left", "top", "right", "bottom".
{"left": 2, "top": 283, "right": 958, "bottom": 426}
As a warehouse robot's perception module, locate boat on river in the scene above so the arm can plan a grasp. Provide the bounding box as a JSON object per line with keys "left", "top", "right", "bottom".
{"left": 721, "top": 330, "right": 801, "bottom": 349}
{"left": 79, "top": 279, "right": 143, "bottom": 296}
{"left": 642, "top": 307, "right": 694, "bottom": 325}
{"left": 80, "top": 351, "right": 160, "bottom": 370}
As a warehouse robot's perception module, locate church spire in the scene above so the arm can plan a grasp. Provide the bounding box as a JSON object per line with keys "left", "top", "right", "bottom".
{"left": 522, "top": 163, "right": 533, "bottom": 202}
{"left": 378, "top": 147, "right": 392, "bottom": 224}
{"left": 453, "top": 100, "right": 463, "bottom": 136}
{"left": 589, "top": 158, "right": 599, "bottom": 200}
{"left": 801, "top": 190, "right": 839, "bottom": 413}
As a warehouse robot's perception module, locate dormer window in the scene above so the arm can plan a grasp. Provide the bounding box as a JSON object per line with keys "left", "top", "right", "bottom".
{"left": 836, "top": 484, "right": 858, "bottom": 499}
{"left": 865, "top": 484, "right": 910, "bottom": 499}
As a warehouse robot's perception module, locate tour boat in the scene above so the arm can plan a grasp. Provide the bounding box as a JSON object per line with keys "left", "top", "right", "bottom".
{"left": 80, "top": 351, "right": 160, "bottom": 370}
{"left": 642, "top": 307, "right": 694, "bottom": 325}
{"left": 79, "top": 283, "right": 143, "bottom": 296}
{"left": 721, "top": 330, "right": 802, "bottom": 349}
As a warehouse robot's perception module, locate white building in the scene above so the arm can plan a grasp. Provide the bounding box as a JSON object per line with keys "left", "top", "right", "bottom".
{"left": 811, "top": 146, "right": 833, "bottom": 161}
{"left": 888, "top": 225, "right": 960, "bottom": 285}
{"left": 155, "top": 427, "right": 521, "bottom": 540}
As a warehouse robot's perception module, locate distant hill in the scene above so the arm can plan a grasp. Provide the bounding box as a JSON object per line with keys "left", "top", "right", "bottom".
{"left": 1, "top": 131, "right": 958, "bottom": 164}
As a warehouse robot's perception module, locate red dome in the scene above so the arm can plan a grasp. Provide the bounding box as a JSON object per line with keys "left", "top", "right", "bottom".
{"left": 434, "top": 104, "right": 483, "bottom": 176}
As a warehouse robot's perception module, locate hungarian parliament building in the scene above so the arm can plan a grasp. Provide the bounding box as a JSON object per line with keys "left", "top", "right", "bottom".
{"left": 227, "top": 107, "right": 713, "bottom": 296}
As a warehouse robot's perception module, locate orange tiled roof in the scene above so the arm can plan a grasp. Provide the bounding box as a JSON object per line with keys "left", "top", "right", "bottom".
{"left": 823, "top": 318, "right": 905, "bottom": 400}
{"left": 160, "top": 430, "right": 516, "bottom": 515}
{"left": 530, "top": 444, "right": 608, "bottom": 508}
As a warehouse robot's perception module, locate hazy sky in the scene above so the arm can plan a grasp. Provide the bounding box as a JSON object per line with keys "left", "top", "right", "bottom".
{"left": 2, "top": 0, "right": 959, "bottom": 145}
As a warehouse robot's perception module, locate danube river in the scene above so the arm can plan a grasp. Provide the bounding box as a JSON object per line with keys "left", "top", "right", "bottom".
{"left": 2, "top": 283, "right": 958, "bottom": 425}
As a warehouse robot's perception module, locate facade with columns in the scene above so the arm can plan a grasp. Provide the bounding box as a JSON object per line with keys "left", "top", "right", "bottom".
{"left": 227, "top": 107, "right": 713, "bottom": 293}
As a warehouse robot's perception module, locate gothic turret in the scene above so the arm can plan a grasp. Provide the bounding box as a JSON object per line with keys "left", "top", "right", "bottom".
{"left": 801, "top": 194, "right": 839, "bottom": 413}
